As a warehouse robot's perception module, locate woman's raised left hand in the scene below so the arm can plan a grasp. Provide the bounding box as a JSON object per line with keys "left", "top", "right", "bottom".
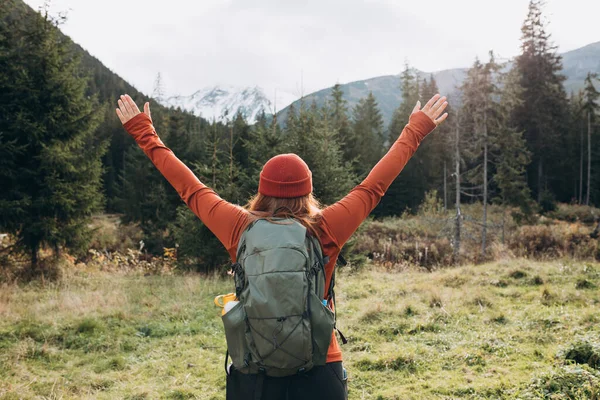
{"left": 116, "top": 94, "right": 151, "bottom": 125}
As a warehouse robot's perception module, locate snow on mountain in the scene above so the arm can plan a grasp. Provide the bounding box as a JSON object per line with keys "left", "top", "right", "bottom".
{"left": 164, "top": 85, "right": 298, "bottom": 123}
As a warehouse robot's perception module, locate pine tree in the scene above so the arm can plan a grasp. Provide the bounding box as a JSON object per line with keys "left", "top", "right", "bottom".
{"left": 284, "top": 101, "right": 356, "bottom": 205}
{"left": 328, "top": 84, "right": 354, "bottom": 163}
{"left": 0, "top": 5, "right": 107, "bottom": 270}
{"left": 494, "top": 68, "right": 534, "bottom": 217}
{"left": 583, "top": 72, "right": 599, "bottom": 205}
{"left": 461, "top": 53, "right": 532, "bottom": 255}
{"left": 350, "top": 92, "right": 385, "bottom": 177}
{"left": 513, "top": 0, "right": 570, "bottom": 203}
{"left": 389, "top": 63, "right": 420, "bottom": 140}
{"left": 379, "top": 63, "right": 436, "bottom": 216}
{"left": 241, "top": 110, "right": 283, "bottom": 195}
{"left": 170, "top": 116, "right": 245, "bottom": 272}
{"left": 566, "top": 91, "right": 586, "bottom": 204}
{"left": 117, "top": 143, "right": 175, "bottom": 252}
{"left": 453, "top": 110, "right": 462, "bottom": 263}
{"left": 460, "top": 56, "right": 497, "bottom": 256}
{"left": 419, "top": 74, "right": 451, "bottom": 210}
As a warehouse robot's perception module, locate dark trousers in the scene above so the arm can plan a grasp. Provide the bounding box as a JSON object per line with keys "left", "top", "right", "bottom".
{"left": 226, "top": 362, "right": 348, "bottom": 400}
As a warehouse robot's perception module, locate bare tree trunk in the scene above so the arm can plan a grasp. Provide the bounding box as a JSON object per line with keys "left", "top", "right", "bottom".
{"left": 482, "top": 113, "right": 488, "bottom": 258}
{"left": 454, "top": 119, "right": 461, "bottom": 263}
{"left": 443, "top": 161, "right": 448, "bottom": 212}
{"left": 501, "top": 210, "right": 506, "bottom": 245}
{"left": 229, "top": 124, "right": 234, "bottom": 182}
{"left": 580, "top": 124, "right": 584, "bottom": 204}
{"left": 31, "top": 243, "right": 39, "bottom": 273}
{"left": 586, "top": 111, "right": 592, "bottom": 206}
{"left": 537, "top": 159, "right": 543, "bottom": 202}
{"left": 212, "top": 121, "right": 218, "bottom": 188}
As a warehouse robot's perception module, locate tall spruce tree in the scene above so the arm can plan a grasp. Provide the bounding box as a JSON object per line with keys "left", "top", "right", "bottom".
{"left": 0, "top": 5, "right": 107, "bottom": 270}
{"left": 566, "top": 91, "right": 586, "bottom": 204}
{"left": 378, "top": 63, "right": 429, "bottom": 216}
{"left": 242, "top": 110, "right": 283, "bottom": 194}
{"left": 494, "top": 68, "right": 534, "bottom": 218}
{"left": 171, "top": 116, "right": 245, "bottom": 271}
{"left": 420, "top": 75, "right": 450, "bottom": 209}
{"left": 350, "top": 92, "right": 385, "bottom": 177}
{"left": 513, "top": 0, "right": 569, "bottom": 203}
{"left": 284, "top": 101, "right": 356, "bottom": 205}
{"left": 328, "top": 84, "right": 354, "bottom": 164}
{"left": 583, "top": 73, "right": 599, "bottom": 205}
{"left": 389, "top": 63, "right": 420, "bottom": 139}
{"left": 461, "top": 53, "right": 532, "bottom": 255}
{"left": 460, "top": 56, "right": 498, "bottom": 256}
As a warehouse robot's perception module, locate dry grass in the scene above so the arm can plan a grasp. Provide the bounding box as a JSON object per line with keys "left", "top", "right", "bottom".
{"left": 1, "top": 260, "right": 600, "bottom": 399}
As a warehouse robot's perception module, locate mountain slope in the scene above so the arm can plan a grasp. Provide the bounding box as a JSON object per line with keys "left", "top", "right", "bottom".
{"left": 562, "top": 41, "right": 600, "bottom": 94}
{"left": 277, "top": 41, "right": 600, "bottom": 127}
{"left": 5, "top": 0, "right": 205, "bottom": 210}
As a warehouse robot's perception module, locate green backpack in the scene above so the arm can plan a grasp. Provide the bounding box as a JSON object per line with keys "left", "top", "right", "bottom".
{"left": 222, "top": 218, "right": 336, "bottom": 377}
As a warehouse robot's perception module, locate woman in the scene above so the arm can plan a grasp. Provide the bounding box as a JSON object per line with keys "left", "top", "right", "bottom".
{"left": 116, "top": 93, "right": 448, "bottom": 399}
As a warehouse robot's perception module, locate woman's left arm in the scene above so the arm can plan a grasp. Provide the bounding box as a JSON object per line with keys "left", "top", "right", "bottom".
{"left": 321, "top": 95, "right": 448, "bottom": 247}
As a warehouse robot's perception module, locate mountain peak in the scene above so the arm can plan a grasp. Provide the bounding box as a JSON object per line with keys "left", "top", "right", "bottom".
{"left": 164, "top": 85, "right": 297, "bottom": 123}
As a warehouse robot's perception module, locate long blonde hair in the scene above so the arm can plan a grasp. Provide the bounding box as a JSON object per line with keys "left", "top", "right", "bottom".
{"left": 245, "top": 193, "right": 323, "bottom": 237}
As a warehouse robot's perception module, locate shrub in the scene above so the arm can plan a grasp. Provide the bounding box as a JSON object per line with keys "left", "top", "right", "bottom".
{"left": 172, "top": 206, "right": 229, "bottom": 273}
{"left": 530, "top": 275, "right": 545, "bottom": 285}
{"left": 355, "top": 355, "right": 420, "bottom": 373}
{"left": 575, "top": 279, "right": 597, "bottom": 289}
{"left": 353, "top": 219, "right": 455, "bottom": 270}
{"left": 88, "top": 214, "right": 143, "bottom": 253}
{"left": 509, "top": 223, "right": 599, "bottom": 260}
{"left": 509, "top": 269, "right": 528, "bottom": 279}
{"left": 539, "top": 190, "right": 558, "bottom": 214}
{"left": 549, "top": 204, "right": 600, "bottom": 224}
{"left": 521, "top": 366, "right": 600, "bottom": 399}
{"left": 560, "top": 338, "right": 600, "bottom": 370}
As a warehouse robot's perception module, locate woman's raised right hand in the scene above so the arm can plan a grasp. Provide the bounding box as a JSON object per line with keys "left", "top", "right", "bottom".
{"left": 411, "top": 94, "right": 448, "bottom": 126}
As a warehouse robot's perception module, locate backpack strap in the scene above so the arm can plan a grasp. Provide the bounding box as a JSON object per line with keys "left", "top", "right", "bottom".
{"left": 328, "top": 254, "right": 348, "bottom": 345}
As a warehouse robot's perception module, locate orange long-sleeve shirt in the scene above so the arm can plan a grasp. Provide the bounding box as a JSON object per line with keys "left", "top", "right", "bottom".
{"left": 123, "top": 111, "right": 436, "bottom": 363}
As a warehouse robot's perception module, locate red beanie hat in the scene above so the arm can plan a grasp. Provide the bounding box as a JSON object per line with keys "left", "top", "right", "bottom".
{"left": 258, "top": 154, "right": 312, "bottom": 198}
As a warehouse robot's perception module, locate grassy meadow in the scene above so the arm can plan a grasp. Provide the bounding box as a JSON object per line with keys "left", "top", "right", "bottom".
{"left": 1, "top": 259, "right": 600, "bottom": 399}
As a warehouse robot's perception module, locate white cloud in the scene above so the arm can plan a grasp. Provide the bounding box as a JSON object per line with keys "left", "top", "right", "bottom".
{"left": 23, "top": 0, "right": 600, "bottom": 99}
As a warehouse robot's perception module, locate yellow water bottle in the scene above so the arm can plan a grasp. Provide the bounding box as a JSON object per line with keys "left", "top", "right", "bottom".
{"left": 214, "top": 293, "right": 238, "bottom": 315}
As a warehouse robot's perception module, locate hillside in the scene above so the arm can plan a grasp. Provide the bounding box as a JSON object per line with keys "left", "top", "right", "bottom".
{"left": 4, "top": 0, "right": 208, "bottom": 209}
{"left": 277, "top": 42, "right": 600, "bottom": 127}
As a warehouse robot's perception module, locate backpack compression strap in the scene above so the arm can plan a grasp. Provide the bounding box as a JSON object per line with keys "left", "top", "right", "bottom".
{"left": 328, "top": 254, "right": 348, "bottom": 345}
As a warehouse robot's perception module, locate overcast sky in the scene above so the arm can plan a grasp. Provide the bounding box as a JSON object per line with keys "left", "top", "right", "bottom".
{"left": 23, "top": 0, "right": 600, "bottom": 102}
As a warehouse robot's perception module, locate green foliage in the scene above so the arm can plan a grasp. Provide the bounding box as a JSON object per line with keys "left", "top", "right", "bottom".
{"left": 548, "top": 203, "right": 600, "bottom": 224}
{"left": 284, "top": 100, "right": 357, "bottom": 205}
{"left": 117, "top": 142, "right": 175, "bottom": 253}
{"left": 513, "top": 0, "right": 571, "bottom": 203}
{"left": 172, "top": 206, "right": 229, "bottom": 272}
{"left": 522, "top": 366, "right": 600, "bottom": 399}
{"left": 349, "top": 92, "right": 385, "bottom": 178}
{"left": 509, "top": 223, "right": 599, "bottom": 260}
{"left": 539, "top": 189, "right": 558, "bottom": 214}
{"left": 0, "top": 3, "right": 108, "bottom": 270}
{"left": 583, "top": 72, "right": 600, "bottom": 121}
{"left": 560, "top": 338, "right": 600, "bottom": 369}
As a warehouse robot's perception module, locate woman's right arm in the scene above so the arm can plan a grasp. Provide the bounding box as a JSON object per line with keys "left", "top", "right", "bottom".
{"left": 320, "top": 95, "right": 448, "bottom": 248}
{"left": 117, "top": 95, "right": 250, "bottom": 252}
